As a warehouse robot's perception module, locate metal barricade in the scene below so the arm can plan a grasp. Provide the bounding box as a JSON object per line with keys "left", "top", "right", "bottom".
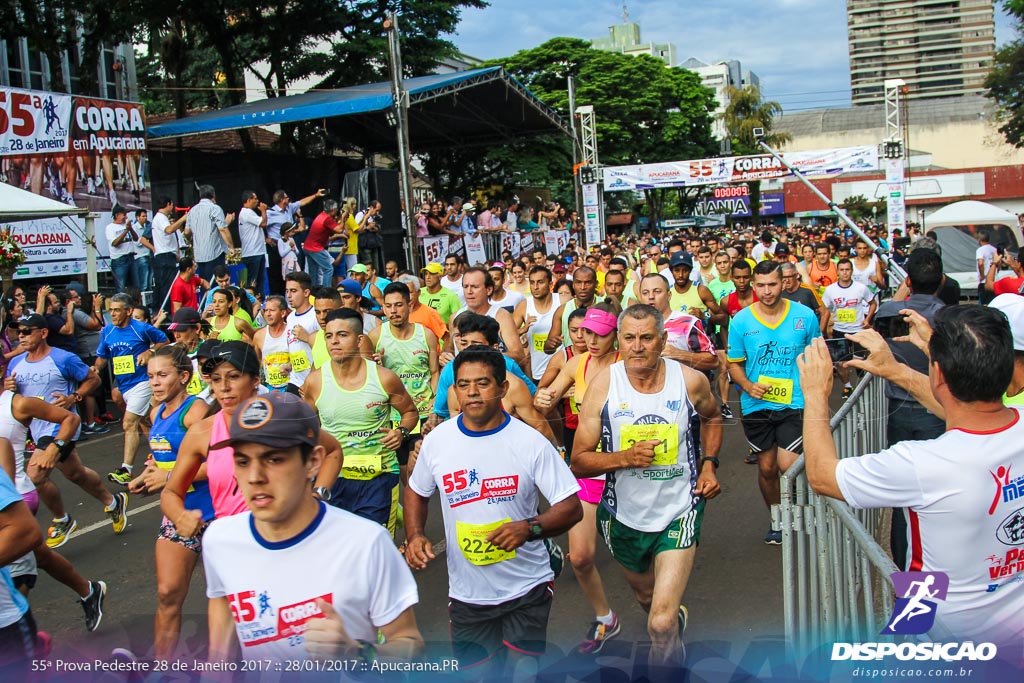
{"left": 774, "top": 372, "right": 900, "bottom": 658}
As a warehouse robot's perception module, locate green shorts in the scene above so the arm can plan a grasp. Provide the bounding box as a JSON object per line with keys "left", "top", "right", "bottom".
{"left": 596, "top": 500, "right": 705, "bottom": 574}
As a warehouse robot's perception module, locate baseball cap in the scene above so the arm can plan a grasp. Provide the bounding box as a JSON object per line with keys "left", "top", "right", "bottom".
{"left": 200, "top": 340, "right": 260, "bottom": 375}
{"left": 990, "top": 294, "right": 1024, "bottom": 351}
{"left": 775, "top": 244, "right": 792, "bottom": 256}
{"left": 348, "top": 264, "right": 369, "bottom": 275}
{"left": 579, "top": 308, "right": 617, "bottom": 336}
{"left": 421, "top": 263, "right": 443, "bottom": 275}
{"left": 167, "top": 307, "right": 202, "bottom": 330}
{"left": 17, "top": 314, "right": 46, "bottom": 330}
{"left": 669, "top": 252, "right": 693, "bottom": 270}
{"left": 337, "top": 279, "right": 375, "bottom": 309}
{"left": 463, "top": 203, "right": 476, "bottom": 213}
{"left": 210, "top": 393, "right": 320, "bottom": 451}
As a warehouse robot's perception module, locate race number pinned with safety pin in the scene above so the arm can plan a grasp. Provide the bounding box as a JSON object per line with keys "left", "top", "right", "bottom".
{"left": 620, "top": 423, "right": 679, "bottom": 466}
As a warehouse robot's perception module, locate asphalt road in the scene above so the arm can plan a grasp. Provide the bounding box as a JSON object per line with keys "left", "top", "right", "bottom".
{"left": 24, "top": 399, "right": 800, "bottom": 677}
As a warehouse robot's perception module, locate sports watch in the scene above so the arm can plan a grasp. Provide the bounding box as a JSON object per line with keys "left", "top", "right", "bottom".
{"left": 701, "top": 456, "right": 720, "bottom": 470}
{"left": 52, "top": 439, "right": 72, "bottom": 458}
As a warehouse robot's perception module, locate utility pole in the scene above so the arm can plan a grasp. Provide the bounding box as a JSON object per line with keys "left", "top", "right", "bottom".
{"left": 882, "top": 79, "right": 906, "bottom": 249}
{"left": 384, "top": 12, "right": 418, "bottom": 271}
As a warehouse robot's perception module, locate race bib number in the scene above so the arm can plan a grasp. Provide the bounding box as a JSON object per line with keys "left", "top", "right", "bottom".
{"left": 620, "top": 423, "right": 679, "bottom": 466}
{"left": 289, "top": 351, "right": 310, "bottom": 373}
{"left": 758, "top": 375, "right": 794, "bottom": 405}
{"left": 456, "top": 518, "right": 516, "bottom": 566}
{"left": 113, "top": 355, "right": 136, "bottom": 376}
{"left": 836, "top": 308, "right": 857, "bottom": 324}
{"left": 186, "top": 374, "right": 203, "bottom": 396}
{"left": 342, "top": 453, "right": 383, "bottom": 481}
{"left": 532, "top": 333, "right": 548, "bottom": 352}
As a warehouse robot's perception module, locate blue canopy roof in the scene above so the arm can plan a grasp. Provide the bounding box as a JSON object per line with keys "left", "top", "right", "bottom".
{"left": 147, "top": 67, "right": 569, "bottom": 151}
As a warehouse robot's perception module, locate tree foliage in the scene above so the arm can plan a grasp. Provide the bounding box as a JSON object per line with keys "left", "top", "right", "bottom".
{"left": 841, "top": 194, "right": 884, "bottom": 223}
{"left": 986, "top": 1, "right": 1024, "bottom": 148}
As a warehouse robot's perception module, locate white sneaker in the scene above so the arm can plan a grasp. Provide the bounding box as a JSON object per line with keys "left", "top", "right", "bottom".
{"left": 108, "top": 188, "right": 117, "bottom": 206}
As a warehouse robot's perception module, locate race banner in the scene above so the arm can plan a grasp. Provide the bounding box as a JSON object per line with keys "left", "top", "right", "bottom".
{"left": 543, "top": 230, "right": 570, "bottom": 255}
{"left": 603, "top": 146, "right": 878, "bottom": 192}
{"left": 0, "top": 88, "right": 72, "bottom": 156}
{"left": 422, "top": 236, "right": 448, "bottom": 264}
{"left": 8, "top": 219, "right": 94, "bottom": 279}
{"left": 520, "top": 233, "right": 534, "bottom": 256}
{"left": 464, "top": 234, "right": 487, "bottom": 265}
{"left": 500, "top": 232, "right": 521, "bottom": 258}
{"left": 70, "top": 97, "right": 147, "bottom": 155}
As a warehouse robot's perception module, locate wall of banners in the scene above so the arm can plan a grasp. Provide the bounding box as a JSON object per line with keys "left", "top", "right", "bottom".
{"left": 421, "top": 230, "right": 572, "bottom": 266}
{"left": 602, "top": 146, "right": 878, "bottom": 192}
{"left": 0, "top": 86, "right": 150, "bottom": 278}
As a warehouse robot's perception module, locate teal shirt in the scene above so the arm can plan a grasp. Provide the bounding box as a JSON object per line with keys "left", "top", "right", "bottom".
{"left": 726, "top": 299, "right": 822, "bottom": 413}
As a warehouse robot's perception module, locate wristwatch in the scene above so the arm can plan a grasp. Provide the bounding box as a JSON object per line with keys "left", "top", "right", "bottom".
{"left": 396, "top": 425, "right": 411, "bottom": 440}
{"left": 526, "top": 516, "right": 543, "bottom": 540}
{"left": 701, "top": 456, "right": 720, "bottom": 470}
{"left": 52, "top": 439, "right": 72, "bottom": 458}
{"left": 313, "top": 486, "right": 332, "bottom": 502}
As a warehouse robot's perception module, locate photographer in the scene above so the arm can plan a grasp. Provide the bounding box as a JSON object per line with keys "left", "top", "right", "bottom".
{"left": 872, "top": 248, "right": 947, "bottom": 569}
{"left": 798, "top": 306, "right": 1024, "bottom": 655}
{"left": 356, "top": 200, "right": 383, "bottom": 272}
{"left": 984, "top": 248, "right": 1024, "bottom": 297}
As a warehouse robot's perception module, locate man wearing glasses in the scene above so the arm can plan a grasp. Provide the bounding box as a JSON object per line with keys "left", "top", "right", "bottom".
{"left": 265, "top": 188, "right": 328, "bottom": 295}
{"left": 93, "top": 294, "right": 168, "bottom": 486}
{"left": 5, "top": 313, "right": 127, "bottom": 548}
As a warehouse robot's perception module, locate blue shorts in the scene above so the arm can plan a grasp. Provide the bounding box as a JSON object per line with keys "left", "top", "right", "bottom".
{"left": 329, "top": 473, "right": 400, "bottom": 537}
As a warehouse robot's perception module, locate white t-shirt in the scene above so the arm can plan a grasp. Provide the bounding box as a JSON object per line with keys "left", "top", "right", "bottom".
{"left": 151, "top": 211, "right": 179, "bottom": 257}
{"left": 976, "top": 243, "right": 997, "bottom": 274}
{"left": 238, "top": 207, "right": 266, "bottom": 259}
{"left": 751, "top": 242, "right": 777, "bottom": 263}
{"left": 409, "top": 414, "right": 579, "bottom": 606}
{"left": 490, "top": 289, "right": 524, "bottom": 314}
{"left": 106, "top": 222, "right": 136, "bottom": 259}
{"left": 835, "top": 410, "right": 1024, "bottom": 649}
{"left": 285, "top": 307, "right": 320, "bottom": 389}
{"left": 203, "top": 503, "right": 418, "bottom": 661}
{"left": 441, "top": 275, "right": 466, "bottom": 306}
{"left": 822, "top": 281, "right": 873, "bottom": 334}
{"left": 133, "top": 221, "right": 153, "bottom": 258}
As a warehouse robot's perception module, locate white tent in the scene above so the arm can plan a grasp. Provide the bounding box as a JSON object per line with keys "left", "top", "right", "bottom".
{"left": 924, "top": 200, "right": 1019, "bottom": 230}
{"left": 0, "top": 181, "right": 87, "bottom": 222}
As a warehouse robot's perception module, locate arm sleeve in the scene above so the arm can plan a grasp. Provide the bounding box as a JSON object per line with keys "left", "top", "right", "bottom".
{"left": 834, "top": 442, "right": 927, "bottom": 510}
{"left": 407, "top": 436, "right": 437, "bottom": 497}
{"left": 145, "top": 325, "right": 169, "bottom": 344}
{"left": 366, "top": 527, "right": 419, "bottom": 628}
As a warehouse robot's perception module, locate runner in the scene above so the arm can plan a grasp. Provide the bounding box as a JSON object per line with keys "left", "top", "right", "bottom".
{"left": 304, "top": 309, "right": 419, "bottom": 536}
{"left": 533, "top": 303, "right": 623, "bottom": 654}
{"left": 571, "top": 304, "right": 722, "bottom": 669}
{"left": 546, "top": 266, "right": 598, "bottom": 352}
{"left": 126, "top": 346, "right": 210, "bottom": 660}
{"left": 249, "top": 295, "right": 289, "bottom": 392}
{"left": 705, "top": 251, "right": 737, "bottom": 417}
{"left": 282, "top": 272, "right": 318, "bottom": 395}
{"left": 6, "top": 314, "right": 128, "bottom": 547}
{"left": 165, "top": 307, "right": 208, "bottom": 397}
{"left": 667, "top": 252, "right": 722, "bottom": 323}
{"left": 488, "top": 264, "right": 524, "bottom": 314}
{"left": 405, "top": 345, "right": 582, "bottom": 674}
{"left": 419, "top": 263, "right": 461, "bottom": 326}
{"left": 202, "top": 392, "right": 422, "bottom": 663}
{"left": 441, "top": 254, "right": 466, "bottom": 306}
{"left": 808, "top": 243, "right": 838, "bottom": 296}
{"left": 395, "top": 274, "right": 448, "bottom": 349}
{"left": 821, "top": 258, "right": 876, "bottom": 398}
{"left": 446, "top": 267, "right": 528, "bottom": 372}
{"left": 851, "top": 237, "right": 884, "bottom": 299}
{"left": 207, "top": 289, "right": 253, "bottom": 344}
{"left": 0, "top": 466, "right": 42, "bottom": 678}
{"left": 727, "top": 261, "right": 821, "bottom": 544}
{"left": 94, "top": 293, "right": 169, "bottom": 485}
{"left": 513, "top": 265, "right": 557, "bottom": 384}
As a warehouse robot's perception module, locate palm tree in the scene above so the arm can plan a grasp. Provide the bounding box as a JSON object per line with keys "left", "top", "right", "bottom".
{"left": 720, "top": 85, "right": 792, "bottom": 223}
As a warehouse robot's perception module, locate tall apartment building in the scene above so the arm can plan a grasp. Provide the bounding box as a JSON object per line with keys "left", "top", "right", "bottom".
{"left": 680, "top": 58, "right": 760, "bottom": 141}
{"left": 591, "top": 9, "right": 676, "bottom": 68}
{"left": 847, "top": 0, "right": 995, "bottom": 105}
{"left": 1, "top": 37, "right": 137, "bottom": 100}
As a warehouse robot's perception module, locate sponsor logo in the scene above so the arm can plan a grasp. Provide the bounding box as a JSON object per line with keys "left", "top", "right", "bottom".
{"left": 794, "top": 318, "right": 805, "bottom": 331}
{"left": 665, "top": 400, "right": 681, "bottom": 412}
{"left": 987, "top": 547, "right": 1024, "bottom": 580}
{"left": 990, "top": 465, "right": 1024, "bottom": 515}
{"left": 831, "top": 642, "right": 997, "bottom": 662}
{"left": 613, "top": 402, "right": 634, "bottom": 419}
{"left": 996, "top": 506, "right": 1024, "bottom": 546}
{"left": 883, "top": 572, "right": 947, "bottom": 635}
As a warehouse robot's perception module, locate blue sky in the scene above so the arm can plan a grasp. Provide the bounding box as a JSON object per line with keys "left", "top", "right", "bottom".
{"left": 453, "top": 0, "right": 1018, "bottom": 112}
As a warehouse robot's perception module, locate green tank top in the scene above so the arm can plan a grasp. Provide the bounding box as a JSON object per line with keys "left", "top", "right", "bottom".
{"left": 312, "top": 331, "right": 330, "bottom": 369}
{"left": 376, "top": 322, "right": 433, "bottom": 419}
{"left": 670, "top": 283, "right": 705, "bottom": 315}
{"left": 1004, "top": 389, "right": 1024, "bottom": 407}
{"left": 316, "top": 358, "right": 397, "bottom": 479}
{"left": 212, "top": 316, "right": 243, "bottom": 342}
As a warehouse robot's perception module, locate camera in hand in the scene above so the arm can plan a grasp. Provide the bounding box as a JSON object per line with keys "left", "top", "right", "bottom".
{"left": 873, "top": 314, "right": 911, "bottom": 339}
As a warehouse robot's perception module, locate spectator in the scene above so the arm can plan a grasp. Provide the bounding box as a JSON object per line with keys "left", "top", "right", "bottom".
{"left": 185, "top": 185, "right": 236, "bottom": 283}
{"left": 265, "top": 188, "right": 325, "bottom": 292}
{"left": 976, "top": 230, "right": 997, "bottom": 305}
{"left": 985, "top": 249, "right": 1024, "bottom": 297}
{"left": 132, "top": 209, "right": 155, "bottom": 296}
{"left": 169, "top": 258, "right": 208, "bottom": 314}
{"left": 151, "top": 197, "right": 187, "bottom": 314}
{"left": 105, "top": 206, "right": 137, "bottom": 292}
{"left": 237, "top": 190, "right": 269, "bottom": 295}
{"left": 304, "top": 199, "right": 344, "bottom": 288}
{"left": 356, "top": 200, "right": 384, "bottom": 271}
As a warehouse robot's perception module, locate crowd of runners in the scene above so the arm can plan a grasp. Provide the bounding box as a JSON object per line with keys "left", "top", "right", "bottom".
{"left": 0, "top": 189, "right": 1022, "bottom": 678}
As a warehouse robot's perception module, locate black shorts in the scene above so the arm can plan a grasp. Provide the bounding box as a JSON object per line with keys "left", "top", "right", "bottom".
{"left": 448, "top": 581, "right": 554, "bottom": 667}
{"left": 742, "top": 408, "right": 804, "bottom": 454}
{"left": 11, "top": 575, "right": 35, "bottom": 591}
{"left": 35, "top": 436, "right": 75, "bottom": 464}
{"left": 285, "top": 384, "right": 302, "bottom": 397}
{"left": 0, "top": 610, "right": 36, "bottom": 675}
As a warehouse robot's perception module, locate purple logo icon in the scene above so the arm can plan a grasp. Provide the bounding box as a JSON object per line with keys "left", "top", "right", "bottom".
{"left": 882, "top": 572, "right": 949, "bottom": 635}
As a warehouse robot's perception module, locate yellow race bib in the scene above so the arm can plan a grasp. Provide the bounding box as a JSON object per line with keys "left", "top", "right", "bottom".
{"left": 456, "top": 518, "right": 516, "bottom": 566}
{"left": 758, "top": 375, "right": 794, "bottom": 405}
{"left": 289, "top": 351, "right": 311, "bottom": 373}
{"left": 836, "top": 308, "right": 857, "bottom": 324}
{"left": 113, "top": 355, "right": 136, "bottom": 375}
{"left": 620, "top": 423, "right": 679, "bottom": 466}
{"left": 342, "top": 453, "right": 383, "bottom": 481}
{"left": 532, "top": 333, "right": 548, "bottom": 352}
{"left": 186, "top": 373, "right": 203, "bottom": 396}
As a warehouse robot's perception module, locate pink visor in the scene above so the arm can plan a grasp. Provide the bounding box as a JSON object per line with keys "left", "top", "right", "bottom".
{"left": 579, "top": 308, "right": 617, "bottom": 336}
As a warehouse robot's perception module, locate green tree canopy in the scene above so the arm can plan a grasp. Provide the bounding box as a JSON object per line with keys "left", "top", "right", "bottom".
{"left": 986, "top": 1, "right": 1024, "bottom": 148}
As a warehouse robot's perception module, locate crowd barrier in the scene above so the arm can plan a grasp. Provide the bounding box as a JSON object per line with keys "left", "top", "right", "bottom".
{"left": 774, "top": 373, "right": 901, "bottom": 658}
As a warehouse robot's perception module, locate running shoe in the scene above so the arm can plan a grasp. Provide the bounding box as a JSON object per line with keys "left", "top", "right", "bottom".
{"left": 720, "top": 402, "right": 734, "bottom": 420}
{"left": 842, "top": 386, "right": 853, "bottom": 399}
{"left": 46, "top": 516, "right": 77, "bottom": 549}
{"left": 35, "top": 631, "right": 52, "bottom": 658}
{"left": 744, "top": 450, "right": 758, "bottom": 465}
{"left": 677, "top": 605, "right": 689, "bottom": 664}
{"left": 107, "top": 492, "right": 128, "bottom": 534}
{"left": 81, "top": 580, "right": 107, "bottom": 632}
{"left": 82, "top": 422, "right": 111, "bottom": 435}
{"left": 107, "top": 466, "right": 132, "bottom": 486}
{"left": 97, "top": 412, "right": 118, "bottom": 424}
{"left": 764, "top": 529, "right": 783, "bottom": 545}
{"left": 577, "top": 613, "right": 621, "bottom": 654}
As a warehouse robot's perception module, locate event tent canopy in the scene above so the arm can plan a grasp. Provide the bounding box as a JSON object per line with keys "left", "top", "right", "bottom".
{"left": 923, "top": 200, "right": 1018, "bottom": 229}
{"left": 147, "top": 67, "right": 570, "bottom": 152}
{"left": 0, "top": 182, "right": 88, "bottom": 222}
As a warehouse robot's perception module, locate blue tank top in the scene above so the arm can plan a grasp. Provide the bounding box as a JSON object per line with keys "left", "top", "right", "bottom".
{"left": 150, "top": 396, "right": 215, "bottom": 521}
